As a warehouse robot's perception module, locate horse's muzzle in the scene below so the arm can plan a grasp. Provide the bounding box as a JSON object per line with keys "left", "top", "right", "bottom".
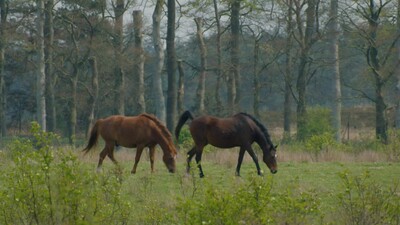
{"left": 270, "top": 169, "right": 277, "bottom": 174}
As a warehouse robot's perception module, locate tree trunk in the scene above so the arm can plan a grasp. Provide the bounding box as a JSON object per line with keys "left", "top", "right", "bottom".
{"left": 152, "top": 0, "right": 166, "bottom": 122}
{"left": 195, "top": 17, "right": 206, "bottom": 114}
{"left": 329, "top": 0, "right": 341, "bottom": 142}
{"left": 166, "top": 0, "right": 177, "bottom": 132}
{"left": 253, "top": 39, "right": 260, "bottom": 118}
{"left": 283, "top": 0, "right": 294, "bottom": 141}
{"left": 69, "top": 65, "right": 78, "bottom": 146}
{"left": 213, "top": 0, "right": 222, "bottom": 115}
{"left": 36, "top": 0, "right": 46, "bottom": 131}
{"left": 177, "top": 60, "right": 184, "bottom": 114}
{"left": 114, "top": 0, "right": 125, "bottom": 115}
{"left": 367, "top": 1, "right": 388, "bottom": 143}
{"left": 0, "top": 0, "right": 7, "bottom": 137}
{"left": 396, "top": 0, "right": 400, "bottom": 129}
{"left": 87, "top": 57, "right": 99, "bottom": 137}
{"left": 229, "top": 0, "right": 240, "bottom": 112}
{"left": 133, "top": 10, "right": 146, "bottom": 114}
{"left": 45, "top": 0, "right": 55, "bottom": 132}
{"left": 296, "top": 0, "right": 316, "bottom": 141}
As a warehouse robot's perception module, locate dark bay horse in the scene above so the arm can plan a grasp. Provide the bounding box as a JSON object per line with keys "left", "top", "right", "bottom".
{"left": 83, "top": 113, "right": 177, "bottom": 173}
{"left": 175, "top": 111, "right": 277, "bottom": 178}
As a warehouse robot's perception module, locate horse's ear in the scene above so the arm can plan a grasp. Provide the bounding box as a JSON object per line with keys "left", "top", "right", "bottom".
{"left": 274, "top": 144, "right": 279, "bottom": 149}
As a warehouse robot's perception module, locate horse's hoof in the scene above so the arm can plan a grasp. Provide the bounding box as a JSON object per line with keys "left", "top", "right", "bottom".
{"left": 199, "top": 174, "right": 205, "bottom": 178}
{"left": 131, "top": 171, "right": 136, "bottom": 174}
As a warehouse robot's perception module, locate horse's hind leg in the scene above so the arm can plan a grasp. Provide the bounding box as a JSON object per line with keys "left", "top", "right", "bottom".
{"left": 97, "top": 146, "right": 111, "bottom": 172}
{"left": 186, "top": 147, "right": 196, "bottom": 174}
{"left": 131, "top": 146, "right": 145, "bottom": 174}
{"left": 195, "top": 147, "right": 205, "bottom": 178}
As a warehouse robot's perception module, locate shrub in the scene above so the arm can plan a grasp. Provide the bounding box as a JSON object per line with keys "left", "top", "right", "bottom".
{"left": 337, "top": 170, "right": 400, "bottom": 225}
{"left": 0, "top": 122, "right": 132, "bottom": 225}
{"left": 175, "top": 176, "right": 321, "bottom": 225}
{"left": 299, "top": 107, "right": 334, "bottom": 141}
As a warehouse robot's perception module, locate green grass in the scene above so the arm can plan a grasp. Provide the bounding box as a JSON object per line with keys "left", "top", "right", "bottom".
{"left": 94, "top": 156, "right": 400, "bottom": 224}
{"left": 1, "top": 140, "right": 399, "bottom": 224}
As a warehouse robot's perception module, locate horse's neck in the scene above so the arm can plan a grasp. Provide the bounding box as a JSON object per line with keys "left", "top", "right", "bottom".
{"left": 157, "top": 136, "right": 175, "bottom": 156}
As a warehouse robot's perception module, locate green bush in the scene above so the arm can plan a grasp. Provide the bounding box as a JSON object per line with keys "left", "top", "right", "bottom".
{"left": 175, "top": 176, "right": 321, "bottom": 225}
{"left": 337, "top": 170, "right": 400, "bottom": 225}
{"left": 299, "top": 107, "right": 334, "bottom": 141}
{"left": 0, "top": 122, "right": 132, "bottom": 225}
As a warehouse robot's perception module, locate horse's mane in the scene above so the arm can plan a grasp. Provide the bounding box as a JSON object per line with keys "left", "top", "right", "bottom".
{"left": 139, "top": 113, "right": 173, "bottom": 140}
{"left": 238, "top": 113, "right": 274, "bottom": 147}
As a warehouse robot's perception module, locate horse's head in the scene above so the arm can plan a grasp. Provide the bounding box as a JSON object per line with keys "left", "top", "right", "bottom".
{"left": 163, "top": 152, "right": 177, "bottom": 173}
{"left": 263, "top": 144, "right": 278, "bottom": 174}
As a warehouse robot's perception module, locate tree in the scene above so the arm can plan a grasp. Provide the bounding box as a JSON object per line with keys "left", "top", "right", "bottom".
{"left": 229, "top": 0, "right": 241, "bottom": 112}
{"left": 113, "top": 0, "right": 125, "bottom": 115}
{"left": 36, "top": 0, "right": 46, "bottom": 131}
{"left": 328, "top": 0, "right": 341, "bottom": 142}
{"left": 166, "top": 0, "right": 177, "bottom": 132}
{"left": 396, "top": 0, "right": 400, "bottom": 129}
{"left": 0, "top": 0, "right": 7, "bottom": 137}
{"left": 344, "top": 0, "right": 399, "bottom": 143}
{"left": 213, "top": 0, "right": 223, "bottom": 114}
{"left": 194, "top": 17, "right": 207, "bottom": 114}
{"left": 152, "top": 0, "right": 166, "bottom": 122}
{"left": 294, "top": 0, "right": 320, "bottom": 140}
{"left": 282, "top": 0, "right": 295, "bottom": 141}
{"left": 87, "top": 57, "right": 99, "bottom": 137}
{"left": 132, "top": 10, "right": 146, "bottom": 114}
{"left": 45, "top": 0, "right": 56, "bottom": 132}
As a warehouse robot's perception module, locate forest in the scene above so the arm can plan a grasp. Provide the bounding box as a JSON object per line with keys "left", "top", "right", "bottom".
{"left": 0, "top": 0, "right": 399, "bottom": 145}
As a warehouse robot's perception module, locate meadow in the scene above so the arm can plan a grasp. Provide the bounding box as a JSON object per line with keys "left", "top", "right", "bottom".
{"left": 0, "top": 123, "right": 399, "bottom": 225}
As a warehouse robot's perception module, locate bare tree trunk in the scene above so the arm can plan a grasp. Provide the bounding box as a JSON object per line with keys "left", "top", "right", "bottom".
{"left": 0, "top": 0, "right": 7, "bottom": 137}
{"left": 166, "top": 0, "right": 177, "bottom": 132}
{"left": 329, "top": 0, "right": 341, "bottom": 142}
{"left": 87, "top": 57, "right": 98, "bottom": 137}
{"left": 396, "top": 0, "right": 400, "bottom": 129}
{"left": 114, "top": 0, "right": 125, "bottom": 115}
{"left": 133, "top": 10, "right": 146, "bottom": 114}
{"left": 253, "top": 38, "right": 260, "bottom": 118}
{"left": 229, "top": 0, "right": 240, "bottom": 112}
{"left": 213, "top": 0, "right": 222, "bottom": 114}
{"left": 195, "top": 17, "right": 206, "bottom": 114}
{"left": 177, "top": 60, "right": 184, "bottom": 114}
{"left": 45, "top": 0, "right": 55, "bottom": 132}
{"left": 152, "top": 0, "right": 166, "bottom": 122}
{"left": 36, "top": 0, "right": 46, "bottom": 131}
{"left": 367, "top": 1, "right": 388, "bottom": 143}
{"left": 69, "top": 65, "right": 78, "bottom": 146}
{"left": 295, "top": 0, "right": 317, "bottom": 141}
{"left": 283, "top": 0, "right": 294, "bottom": 141}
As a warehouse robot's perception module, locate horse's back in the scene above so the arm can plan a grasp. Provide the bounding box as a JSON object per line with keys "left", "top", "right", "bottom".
{"left": 189, "top": 115, "right": 253, "bottom": 148}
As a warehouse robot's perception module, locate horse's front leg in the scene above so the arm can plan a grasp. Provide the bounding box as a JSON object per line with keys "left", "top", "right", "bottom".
{"left": 131, "top": 146, "right": 145, "bottom": 174}
{"left": 235, "top": 147, "right": 246, "bottom": 176}
{"left": 149, "top": 146, "right": 156, "bottom": 173}
{"left": 246, "top": 146, "right": 263, "bottom": 176}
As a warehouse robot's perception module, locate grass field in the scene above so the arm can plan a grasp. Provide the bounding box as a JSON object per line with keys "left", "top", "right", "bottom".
{"left": 79, "top": 147, "right": 400, "bottom": 224}
{"left": 1, "top": 136, "right": 399, "bottom": 224}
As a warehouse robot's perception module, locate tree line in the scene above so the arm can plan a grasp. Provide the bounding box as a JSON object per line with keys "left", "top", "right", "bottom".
{"left": 0, "top": 0, "right": 399, "bottom": 145}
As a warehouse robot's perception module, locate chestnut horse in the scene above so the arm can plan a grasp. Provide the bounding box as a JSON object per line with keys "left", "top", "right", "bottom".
{"left": 83, "top": 113, "right": 177, "bottom": 173}
{"left": 175, "top": 111, "right": 277, "bottom": 178}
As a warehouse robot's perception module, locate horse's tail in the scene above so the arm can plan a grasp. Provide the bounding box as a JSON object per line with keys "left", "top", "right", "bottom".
{"left": 82, "top": 120, "right": 100, "bottom": 154}
{"left": 175, "top": 110, "right": 194, "bottom": 140}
